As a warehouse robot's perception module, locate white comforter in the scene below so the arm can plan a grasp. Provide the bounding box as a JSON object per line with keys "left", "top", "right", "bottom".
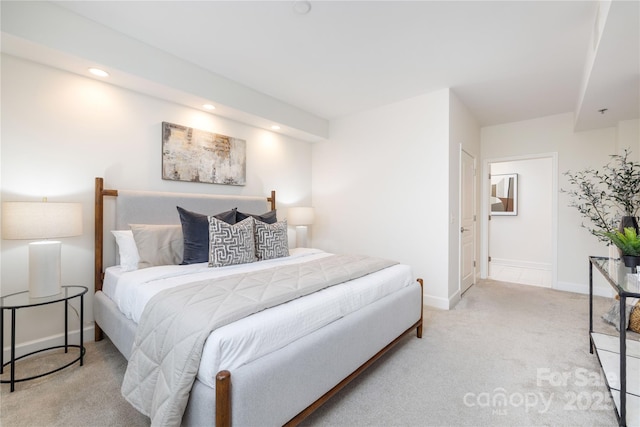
{"left": 103, "top": 248, "right": 414, "bottom": 388}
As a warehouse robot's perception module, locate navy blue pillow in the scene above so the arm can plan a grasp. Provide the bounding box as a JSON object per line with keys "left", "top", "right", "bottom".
{"left": 177, "top": 206, "right": 237, "bottom": 264}
{"left": 236, "top": 209, "right": 277, "bottom": 224}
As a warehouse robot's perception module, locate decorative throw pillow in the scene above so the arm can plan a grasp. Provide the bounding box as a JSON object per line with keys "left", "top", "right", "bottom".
{"left": 111, "top": 230, "right": 140, "bottom": 272}
{"left": 130, "top": 224, "right": 184, "bottom": 268}
{"left": 208, "top": 216, "right": 256, "bottom": 267}
{"left": 255, "top": 219, "right": 289, "bottom": 261}
{"left": 177, "top": 206, "right": 237, "bottom": 264}
{"left": 602, "top": 298, "right": 637, "bottom": 332}
{"left": 236, "top": 209, "right": 277, "bottom": 224}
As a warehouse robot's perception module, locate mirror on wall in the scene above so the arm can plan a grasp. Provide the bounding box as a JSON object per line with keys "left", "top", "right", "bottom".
{"left": 490, "top": 173, "right": 518, "bottom": 216}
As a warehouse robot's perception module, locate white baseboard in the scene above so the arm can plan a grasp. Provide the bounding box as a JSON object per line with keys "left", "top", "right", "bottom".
{"left": 423, "top": 294, "right": 451, "bottom": 310}
{"left": 2, "top": 324, "right": 95, "bottom": 362}
{"left": 448, "top": 289, "right": 461, "bottom": 309}
{"left": 490, "top": 258, "right": 552, "bottom": 271}
{"left": 555, "top": 281, "right": 614, "bottom": 298}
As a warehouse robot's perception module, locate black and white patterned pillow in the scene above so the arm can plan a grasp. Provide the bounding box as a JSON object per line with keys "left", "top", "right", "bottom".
{"left": 255, "top": 219, "right": 289, "bottom": 261}
{"left": 208, "top": 216, "right": 256, "bottom": 267}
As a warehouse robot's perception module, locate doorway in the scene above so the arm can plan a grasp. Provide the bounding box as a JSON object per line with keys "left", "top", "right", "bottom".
{"left": 460, "top": 149, "right": 476, "bottom": 295}
{"left": 483, "top": 153, "right": 558, "bottom": 289}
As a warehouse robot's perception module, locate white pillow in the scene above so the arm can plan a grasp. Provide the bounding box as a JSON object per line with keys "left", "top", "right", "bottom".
{"left": 111, "top": 230, "right": 140, "bottom": 272}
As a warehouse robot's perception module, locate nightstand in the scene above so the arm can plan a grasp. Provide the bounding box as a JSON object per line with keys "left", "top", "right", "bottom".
{"left": 0, "top": 285, "right": 87, "bottom": 392}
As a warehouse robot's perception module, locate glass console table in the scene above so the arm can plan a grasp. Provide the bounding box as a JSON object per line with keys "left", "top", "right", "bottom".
{"left": 589, "top": 256, "right": 640, "bottom": 427}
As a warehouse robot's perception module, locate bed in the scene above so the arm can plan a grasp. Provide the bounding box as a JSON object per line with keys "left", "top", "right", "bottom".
{"left": 92, "top": 177, "right": 423, "bottom": 426}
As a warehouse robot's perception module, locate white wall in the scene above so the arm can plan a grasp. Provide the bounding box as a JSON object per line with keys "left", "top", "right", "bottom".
{"left": 482, "top": 113, "right": 640, "bottom": 295}
{"left": 1, "top": 55, "right": 313, "bottom": 351}
{"left": 618, "top": 119, "right": 640, "bottom": 159}
{"left": 312, "top": 89, "right": 452, "bottom": 308}
{"left": 489, "top": 158, "right": 553, "bottom": 271}
{"left": 311, "top": 89, "right": 480, "bottom": 309}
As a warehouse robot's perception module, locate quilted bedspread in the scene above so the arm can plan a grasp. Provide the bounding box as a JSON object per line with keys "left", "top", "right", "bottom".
{"left": 121, "top": 254, "right": 397, "bottom": 426}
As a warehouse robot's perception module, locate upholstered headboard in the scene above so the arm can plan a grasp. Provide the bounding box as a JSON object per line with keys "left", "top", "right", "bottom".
{"left": 94, "top": 177, "right": 275, "bottom": 292}
{"left": 115, "top": 190, "right": 269, "bottom": 229}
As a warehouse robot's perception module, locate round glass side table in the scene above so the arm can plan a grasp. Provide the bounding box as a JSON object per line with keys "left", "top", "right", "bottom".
{"left": 0, "top": 285, "right": 87, "bottom": 392}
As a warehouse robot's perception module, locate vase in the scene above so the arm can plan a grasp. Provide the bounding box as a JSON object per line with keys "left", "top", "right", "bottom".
{"left": 622, "top": 255, "right": 640, "bottom": 273}
{"left": 618, "top": 216, "right": 639, "bottom": 233}
{"left": 615, "top": 216, "right": 639, "bottom": 258}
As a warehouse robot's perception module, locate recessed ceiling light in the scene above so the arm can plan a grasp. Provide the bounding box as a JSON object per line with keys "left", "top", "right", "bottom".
{"left": 293, "top": 0, "right": 311, "bottom": 15}
{"left": 203, "top": 104, "right": 216, "bottom": 110}
{"left": 271, "top": 125, "right": 281, "bottom": 130}
{"left": 88, "top": 67, "right": 109, "bottom": 77}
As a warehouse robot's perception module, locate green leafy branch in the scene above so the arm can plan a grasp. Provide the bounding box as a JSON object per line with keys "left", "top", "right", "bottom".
{"left": 601, "top": 150, "right": 640, "bottom": 216}
{"left": 563, "top": 168, "right": 616, "bottom": 242}
{"left": 563, "top": 148, "right": 640, "bottom": 243}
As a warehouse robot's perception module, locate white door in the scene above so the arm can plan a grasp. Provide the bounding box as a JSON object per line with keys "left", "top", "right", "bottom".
{"left": 460, "top": 149, "right": 476, "bottom": 294}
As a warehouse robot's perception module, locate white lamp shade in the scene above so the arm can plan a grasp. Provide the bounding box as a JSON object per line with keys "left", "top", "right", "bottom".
{"left": 2, "top": 202, "right": 82, "bottom": 240}
{"left": 287, "top": 207, "right": 315, "bottom": 226}
{"left": 2, "top": 201, "right": 82, "bottom": 298}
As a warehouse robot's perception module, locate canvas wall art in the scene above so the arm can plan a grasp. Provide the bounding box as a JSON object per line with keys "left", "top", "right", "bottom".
{"left": 490, "top": 173, "right": 518, "bottom": 216}
{"left": 162, "top": 122, "right": 246, "bottom": 186}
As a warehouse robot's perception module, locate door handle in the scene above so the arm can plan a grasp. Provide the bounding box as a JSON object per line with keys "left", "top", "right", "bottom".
{"left": 460, "top": 227, "right": 469, "bottom": 233}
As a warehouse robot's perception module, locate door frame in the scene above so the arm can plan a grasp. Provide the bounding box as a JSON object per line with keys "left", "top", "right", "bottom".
{"left": 480, "top": 152, "right": 558, "bottom": 289}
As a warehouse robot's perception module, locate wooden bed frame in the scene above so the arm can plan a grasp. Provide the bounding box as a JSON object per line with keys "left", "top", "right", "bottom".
{"left": 93, "top": 177, "right": 423, "bottom": 426}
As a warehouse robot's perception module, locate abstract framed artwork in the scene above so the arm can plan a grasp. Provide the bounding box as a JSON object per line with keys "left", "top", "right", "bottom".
{"left": 490, "top": 173, "right": 518, "bottom": 216}
{"left": 161, "top": 122, "right": 246, "bottom": 186}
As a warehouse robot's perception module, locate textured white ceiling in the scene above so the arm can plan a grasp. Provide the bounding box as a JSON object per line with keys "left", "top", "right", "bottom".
{"left": 16, "top": 1, "right": 640, "bottom": 129}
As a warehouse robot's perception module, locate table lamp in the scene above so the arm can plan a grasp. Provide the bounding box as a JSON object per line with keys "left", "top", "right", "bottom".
{"left": 2, "top": 201, "right": 82, "bottom": 298}
{"left": 287, "top": 207, "right": 315, "bottom": 248}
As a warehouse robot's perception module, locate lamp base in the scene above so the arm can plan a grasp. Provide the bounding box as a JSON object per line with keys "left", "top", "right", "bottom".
{"left": 29, "top": 241, "right": 62, "bottom": 298}
{"left": 295, "top": 225, "right": 309, "bottom": 248}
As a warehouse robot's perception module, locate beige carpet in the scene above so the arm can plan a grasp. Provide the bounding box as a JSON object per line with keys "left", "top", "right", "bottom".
{"left": 0, "top": 336, "right": 147, "bottom": 427}
{"left": 0, "top": 279, "right": 631, "bottom": 426}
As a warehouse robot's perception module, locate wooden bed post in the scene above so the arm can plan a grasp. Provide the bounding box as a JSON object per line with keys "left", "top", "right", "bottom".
{"left": 267, "top": 190, "right": 276, "bottom": 211}
{"left": 95, "top": 178, "right": 104, "bottom": 293}
{"left": 416, "top": 278, "right": 424, "bottom": 338}
{"left": 94, "top": 177, "right": 118, "bottom": 341}
{"left": 95, "top": 177, "right": 105, "bottom": 341}
{"left": 216, "top": 370, "right": 231, "bottom": 427}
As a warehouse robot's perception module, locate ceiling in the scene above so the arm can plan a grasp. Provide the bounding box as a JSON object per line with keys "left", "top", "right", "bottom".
{"left": 2, "top": 1, "right": 639, "bottom": 139}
